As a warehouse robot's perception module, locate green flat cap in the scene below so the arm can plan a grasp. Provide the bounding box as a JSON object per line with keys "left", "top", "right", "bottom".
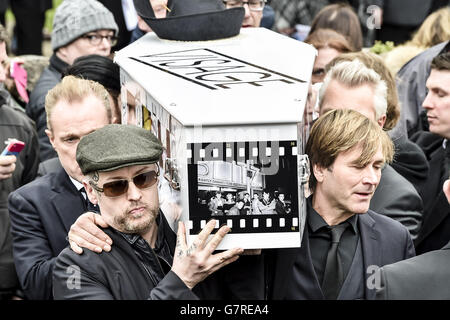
{"left": 76, "top": 124, "right": 163, "bottom": 175}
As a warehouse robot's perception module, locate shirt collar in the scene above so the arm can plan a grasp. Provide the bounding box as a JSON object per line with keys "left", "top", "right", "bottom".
{"left": 307, "top": 197, "right": 358, "bottom": 234}
{"left": 69, "top": 176, "right": 84, "bottom": 192}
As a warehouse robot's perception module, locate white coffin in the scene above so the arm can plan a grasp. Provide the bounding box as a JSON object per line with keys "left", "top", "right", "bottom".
{"left": 115, "top": 27, "right": 316, "bottom": 249}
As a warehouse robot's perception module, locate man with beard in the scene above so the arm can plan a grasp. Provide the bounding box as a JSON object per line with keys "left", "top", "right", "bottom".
{"left": 52, "top": 124, "right": 243, "bottom": 299}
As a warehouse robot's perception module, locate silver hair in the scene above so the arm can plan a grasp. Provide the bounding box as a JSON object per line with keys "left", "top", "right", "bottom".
{"left": 318, "top": 59, "right": 388, "bottom": 121}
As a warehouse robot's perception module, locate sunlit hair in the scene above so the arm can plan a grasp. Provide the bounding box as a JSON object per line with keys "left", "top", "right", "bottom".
{"left": 410, "top": 7, "right": 450, "bottom": 48}
{"left": 45, "top": 75, "right": 112, "bottom": 131}
{"left": 319, "top": 59, "right": 387, "bottom": 122}
{"left": 326, "top": 51, "right": 399, "bottom": 131}
{"left": 306, "top": 109, "right": 394, "bottom": 192}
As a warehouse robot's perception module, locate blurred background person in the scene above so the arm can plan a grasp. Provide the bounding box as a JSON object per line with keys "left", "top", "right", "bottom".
{"left": 0, "top": 23, "right": 39, "bottom": 300}
{"left": 304, "top": 28, "right": 355, "bottom": 84}
{"left": 26, "top": 0, "right": 118, "bottom": 162}
{"left": 383, "top": 6, "right": 450, "bottom": 76}
{"left": 309, "top": 3, "right": 363, "bottom": 51}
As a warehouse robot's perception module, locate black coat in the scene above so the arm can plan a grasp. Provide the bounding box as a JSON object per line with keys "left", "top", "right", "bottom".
{"left": 8, "top": 166, "right": 85, "bottom": 299}
{"left": 53, "top": 216, "right": 198, "bottom": 300}
{"left": 0, "top": 92, "right": 39, "bottom": 294}
{"left": 369, "top": 164, "right": 423, "bottom": 241}
{"left": 53, "top": 213, "right": 265, "bottom": 300}
{"left": 376, "top": 241, "right": 450, "bottom": 299}
{"left": 268, "top": 209, "right": 415, "bottom": 300}
{"left": 37, "top": 157, "right": 61, "bottom": 177}
{"left": 11, "top": 165, "right": 265, "bottom": 300}
{"left": 411, "top": 131, "right": 450, "bottom": 254}
{"left": 26, "top": 53, "right": 68, "bottom": 162}
{"left": 390, "top": 134, "right": 429, "bottom": 199}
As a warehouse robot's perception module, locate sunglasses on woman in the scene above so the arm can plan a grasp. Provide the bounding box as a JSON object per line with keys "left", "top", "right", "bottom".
{"left": 89, "top": 167, "right": 159, "bottom": 198}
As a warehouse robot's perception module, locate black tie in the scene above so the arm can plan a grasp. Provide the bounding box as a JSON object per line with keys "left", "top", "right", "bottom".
{"left": 80, "top": 187, "right": 99, "bottom": 213}
{"left": 321, "top": 223, "right": 348, "bottom": 300}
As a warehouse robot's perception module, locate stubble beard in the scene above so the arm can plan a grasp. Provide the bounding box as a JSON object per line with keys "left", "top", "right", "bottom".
{"left": 115, "top": 202, "right": 159, "bottom": 234}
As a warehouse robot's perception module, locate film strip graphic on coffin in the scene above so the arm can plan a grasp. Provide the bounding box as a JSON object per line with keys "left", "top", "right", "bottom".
{"left": 187, "top": 140, "right": 299, "bottom": 234}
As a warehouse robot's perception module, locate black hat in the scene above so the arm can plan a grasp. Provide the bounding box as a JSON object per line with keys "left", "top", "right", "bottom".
{"left": 76, "top": 124, "right": 163, "bottom": 175}
{"left": 133, "top": 0, "right": 245, "bottom": 41}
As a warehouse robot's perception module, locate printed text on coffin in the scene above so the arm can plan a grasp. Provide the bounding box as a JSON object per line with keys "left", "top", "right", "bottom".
{"left": 129, "top": 48, "right": 306, "bottom": 90}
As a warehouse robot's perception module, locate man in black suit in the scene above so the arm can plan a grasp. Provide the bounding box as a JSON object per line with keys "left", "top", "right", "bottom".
{"left": 411, "top": 52, "right": 450, "bottom": 254}
{"left": 269, "top": 109, "right": 415, "bottom": 300}
{"left": 8, "top": 76, "right": 112, "bottom": 299}
{"left": 318, "top": 57, "right": 424, "bottom": 240}
{"left": 376, "top": 178, "right": 450, "bottom": 299}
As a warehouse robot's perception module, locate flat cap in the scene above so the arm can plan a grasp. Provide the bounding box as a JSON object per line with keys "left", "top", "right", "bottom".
{"left": 76, "top": 124, "right": 163, "bottom": 175}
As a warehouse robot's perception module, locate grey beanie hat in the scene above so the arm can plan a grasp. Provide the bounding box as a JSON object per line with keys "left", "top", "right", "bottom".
{"left": 51, "top": 0, "right": 119, "bottom": 51}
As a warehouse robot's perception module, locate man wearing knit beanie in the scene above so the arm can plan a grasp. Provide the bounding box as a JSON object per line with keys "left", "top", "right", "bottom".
{"left": 26, "top": 0, "right": 119, "bottom": 162}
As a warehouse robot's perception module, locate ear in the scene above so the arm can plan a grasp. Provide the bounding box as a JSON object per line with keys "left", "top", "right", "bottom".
{"left": 444, "top": 180, "right": 450, "bottom": 204}
{"left": 313, "top": 163, "right": 326, "bottom": 183}
{"left": 45, "top": 129, "right": 56, "bottom": 149}
{"left": 56, "top": 46, "right": 68, "bottom": 61}
{"left": 377, "top": 114, "right": 386, "bottom": 128}
{"left": 83, "top": 179, "right": 99, "bottom": 205}
{"left": 137, "top": 16, "right": 152, "bottom": 32}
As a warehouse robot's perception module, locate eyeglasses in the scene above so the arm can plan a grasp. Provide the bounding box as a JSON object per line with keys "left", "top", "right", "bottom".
{"left": 90, "top": 167, "right": 159, "bottom": 198}
{"left": 82, "top": 33, "right": 118, "bottom": 46}
{"left": 223, "top": 0, "right": 266, "bottom": 11}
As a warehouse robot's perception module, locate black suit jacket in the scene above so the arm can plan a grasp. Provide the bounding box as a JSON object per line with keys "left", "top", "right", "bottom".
{"left": 370, "top": 164, "right": 423, "bottom": 240}
{"left": 269, "top": 210, "right": 415, "bottom": 300}
{"left": 411, "top": 131, "right": 450, "bottom": 254}
{"left": 376, "top": 241, "right": 450, "bottom": 299}
{"left": 37, "top": 157, "right": 61, "bottom": 177}
{"left": 8, "top": 166, "right": 86, "bottom": 300}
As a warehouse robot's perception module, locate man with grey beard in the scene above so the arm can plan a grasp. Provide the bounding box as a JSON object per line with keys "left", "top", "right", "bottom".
{"left": 53, "top": 124, "right": 244, "bottom": 299}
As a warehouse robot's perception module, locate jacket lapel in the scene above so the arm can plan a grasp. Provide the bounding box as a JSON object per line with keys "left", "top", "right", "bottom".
{"left": 358, "top": 212, "right": 380, "bottom": 300}
{"left": 50, "top": 167, "right": 86, "bottom": 233}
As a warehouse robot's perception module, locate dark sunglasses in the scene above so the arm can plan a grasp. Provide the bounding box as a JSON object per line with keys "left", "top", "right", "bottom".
{"left": 90, "top": 168, "right": 159, "bottom": 198}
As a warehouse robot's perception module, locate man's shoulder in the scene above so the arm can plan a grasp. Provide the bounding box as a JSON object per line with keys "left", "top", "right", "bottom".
{"left": 0, "top": 101, "right": 35, "bottom": 128}
{"left": 381, "top": 164, "right": 421, "bottom": 195}
{"left": 379, "top": 246, "right": 450, "bottom": 299}
{"left": 397, "top": 41, "right": 449, "bottom": 77}
{"left": 28, "top": 66, "right": 61, "bottom": 106}
{"left": 55, "top": 228, "right": 136, "bottom": 273}
{"left": 10, "top": 168, "right": 63, "bottom": 199}
{"left": 384, "top": 246, "right": 450, "bottom": 273}
{"left": 366, "top": 209, "right": 410, "bottom": 236}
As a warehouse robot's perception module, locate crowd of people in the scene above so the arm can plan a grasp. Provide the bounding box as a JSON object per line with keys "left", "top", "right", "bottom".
{"left": 207, "top": 190, "right": 290, "bottom": 216}
{"left": 0, "top": 0, "right": 449, "bottom": 301}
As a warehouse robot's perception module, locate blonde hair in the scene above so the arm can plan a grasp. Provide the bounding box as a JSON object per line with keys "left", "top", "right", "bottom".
{"left": 383, "top": 7, "right": 450, "bottom": 76}
{"left": 45, "top": 75, "right": 112, "bottom": 131}
{"left": 410, "top": 7, "right": 450, "bottom": 48}
{"left": 306, "top": 109, "right": 394, "bottom": 192}
{"left": 326, "top": 51, "right": 399, "bottom": 131}
{"left": 319, "top": 59, "right": 388, "bottom": 122}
